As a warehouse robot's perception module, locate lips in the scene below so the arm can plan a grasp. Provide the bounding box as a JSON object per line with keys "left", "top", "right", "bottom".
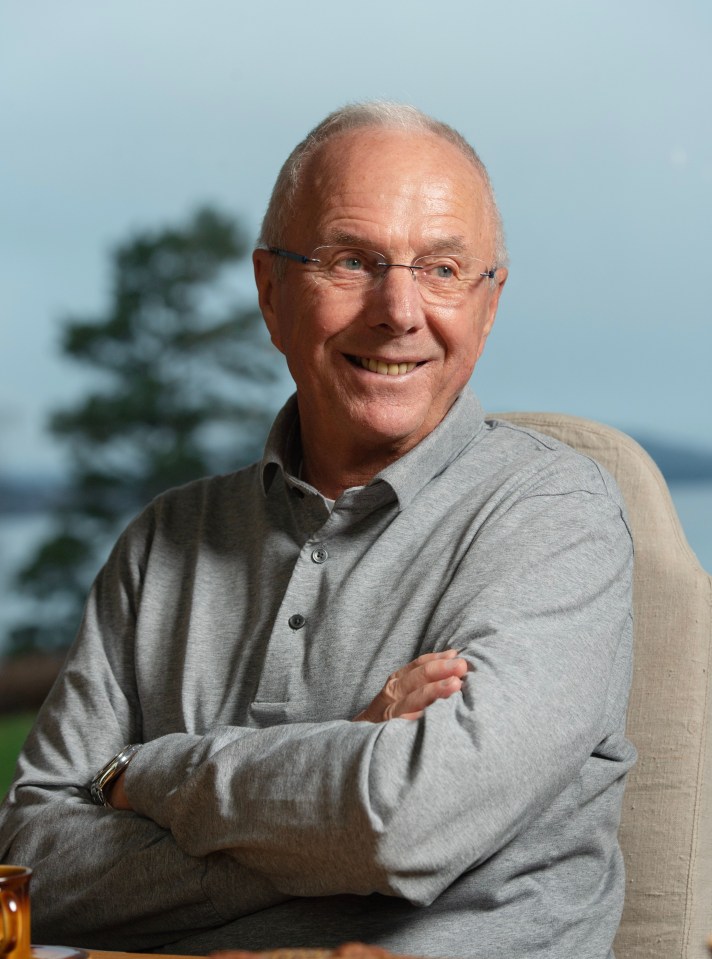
{"left": 350, "top": 356, "right": 419, "bottom": 376}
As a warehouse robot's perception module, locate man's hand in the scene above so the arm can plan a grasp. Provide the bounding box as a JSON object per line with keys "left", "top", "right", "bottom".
{"left": 106, "top": 651, "right": 468, "bottom": 807}
{"left": 353, "top": 649, "right": 468, "bottom": 723}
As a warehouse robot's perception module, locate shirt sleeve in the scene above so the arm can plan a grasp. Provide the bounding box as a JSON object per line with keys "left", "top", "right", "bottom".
{"left": 123, "top": 478, "right": 635, "bottom": 907}
{"left": 0, "top": 522, "right": 288, "bottom": 950}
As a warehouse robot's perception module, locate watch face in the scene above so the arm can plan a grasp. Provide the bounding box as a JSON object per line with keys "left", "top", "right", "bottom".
{"left": 32, "top": 947, "right": 89, "bottom": 959}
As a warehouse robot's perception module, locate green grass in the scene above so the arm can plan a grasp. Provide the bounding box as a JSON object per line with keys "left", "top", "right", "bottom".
{"left": 0, "top": 713, "right": 36, "bottom": 801}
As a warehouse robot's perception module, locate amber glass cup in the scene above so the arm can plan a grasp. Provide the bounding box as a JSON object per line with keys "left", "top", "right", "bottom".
{"left": 0, "top": 866, "right": 32, "bottom": 959}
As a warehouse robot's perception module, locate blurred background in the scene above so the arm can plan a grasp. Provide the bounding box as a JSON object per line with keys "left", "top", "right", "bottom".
{"left": 1, "top": 0, "right": 711, "bottom": 789}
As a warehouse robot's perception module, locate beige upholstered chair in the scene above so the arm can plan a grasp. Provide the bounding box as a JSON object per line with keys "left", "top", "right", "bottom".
{"left": 494, "top": 412, "right": 712, "bottom": 959}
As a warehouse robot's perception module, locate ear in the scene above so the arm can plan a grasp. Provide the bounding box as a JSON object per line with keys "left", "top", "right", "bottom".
{"left": 253, "top": 249, "right": 285, "bottom": 354}
{"left": 475, "top": 267, "right": 508, "bottom": 362}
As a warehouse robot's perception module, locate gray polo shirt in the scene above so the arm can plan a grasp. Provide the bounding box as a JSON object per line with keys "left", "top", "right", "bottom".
{"left": 0, "top": 389, "right": 635, "bottom": 959}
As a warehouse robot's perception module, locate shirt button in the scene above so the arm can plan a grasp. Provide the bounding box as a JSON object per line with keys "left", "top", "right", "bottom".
{"left": 311, "top": 546, "right": 328, "bottom": 564}
{"left": 288, "top": 613, "right": 306, "bottom": 630}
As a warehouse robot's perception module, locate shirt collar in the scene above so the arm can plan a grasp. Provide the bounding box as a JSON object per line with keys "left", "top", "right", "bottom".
{"left": 261, "top": 394, "right": 304, "bottom": 494}
{"left": 374, "top": 389, "right": 485, "bottom": 509}
{"left": 261, "top": 389, "right": 485, "bottom": 510}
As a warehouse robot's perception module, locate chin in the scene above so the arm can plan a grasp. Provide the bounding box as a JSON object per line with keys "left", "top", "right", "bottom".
{"left": 350, "top": 406, "right": 433, "bottom": 450}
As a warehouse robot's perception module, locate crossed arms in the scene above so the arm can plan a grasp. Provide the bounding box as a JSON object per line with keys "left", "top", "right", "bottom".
{"left": 0, "top": 463, "right": 635, "bottom": 951}
{"left": 108, "top": 649, "right": 468, "bottom": 809}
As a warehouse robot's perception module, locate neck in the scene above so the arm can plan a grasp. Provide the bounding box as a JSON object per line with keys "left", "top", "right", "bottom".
{"left": 299, "top": 431, "right": 407, "bottom": 500}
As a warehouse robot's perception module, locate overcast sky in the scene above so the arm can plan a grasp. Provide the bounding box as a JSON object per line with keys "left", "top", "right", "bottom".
{"left": 1, "top": 0, "right": 711, "bottom": 475}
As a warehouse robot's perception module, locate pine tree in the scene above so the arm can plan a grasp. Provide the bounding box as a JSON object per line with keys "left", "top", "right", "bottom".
{"left": 8, "top": 207, "right": 279, "bottom": 653}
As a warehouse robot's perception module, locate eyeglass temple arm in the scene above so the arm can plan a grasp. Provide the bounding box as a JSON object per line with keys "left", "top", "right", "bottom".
{"left": 268, "top": 247, "right": 319, "bottom": 265}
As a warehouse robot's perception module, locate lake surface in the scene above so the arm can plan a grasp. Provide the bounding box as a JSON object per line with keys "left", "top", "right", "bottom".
{"left": 668, "top": 483, "right": 712, "bottom": 573}
{"left": 1, "top": 483, "right": 711, "bottom": 655}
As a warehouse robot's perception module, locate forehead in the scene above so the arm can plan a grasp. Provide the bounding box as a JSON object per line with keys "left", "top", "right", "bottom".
{"left": 291, "top": 128, "right": 492, "bottom": 252}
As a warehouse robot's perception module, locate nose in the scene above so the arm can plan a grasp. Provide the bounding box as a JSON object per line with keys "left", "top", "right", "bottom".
{"left": 364, "top": 264, "right": 426, "bottom": 335}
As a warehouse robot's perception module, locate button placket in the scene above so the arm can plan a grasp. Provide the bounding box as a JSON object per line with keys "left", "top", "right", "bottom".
{"left": 255, "top": 518, "right": 345, "bottom": 704}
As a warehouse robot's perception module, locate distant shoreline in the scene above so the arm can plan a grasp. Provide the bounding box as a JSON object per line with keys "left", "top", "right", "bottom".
{"left": 3, "top": 431, "right": 712, "bottom": 515}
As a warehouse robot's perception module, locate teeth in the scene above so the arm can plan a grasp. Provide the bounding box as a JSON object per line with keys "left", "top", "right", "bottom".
{"left": 359, "top": 358, "right": 417, "bottom": 376}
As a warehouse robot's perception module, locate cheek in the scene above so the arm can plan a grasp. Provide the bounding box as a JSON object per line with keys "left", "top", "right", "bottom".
{"left": 458, "top": 302, "right": 494, "bottom": 357}
{"left": 286, "top": 294, "right": 356, "bottom": 355}
{"left": 271, "top": 286, "right": 316, "bottom": 356}
{"left": 437, "top": 307, "right": 482, "bottom": 356}
{"left": 436, "top": 314, "right": 490, "bottom": 388}
{"left": 472, "top": 323, "right": 491, "bottom": 361}
{"left": 277, "top": 311, "right": 336, "bottom": 385}
{"left": 448, "top": 351, "right": 479, "bottom": 388}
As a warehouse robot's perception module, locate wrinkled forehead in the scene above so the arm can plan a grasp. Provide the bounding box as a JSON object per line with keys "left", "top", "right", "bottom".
{"left": 290, "top": 128, "right": 494, "bottom": 252}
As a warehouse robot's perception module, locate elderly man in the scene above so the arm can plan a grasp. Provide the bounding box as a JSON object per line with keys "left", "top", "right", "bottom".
{"left": 0, "top": 103, "right": 635, "bottom": 959}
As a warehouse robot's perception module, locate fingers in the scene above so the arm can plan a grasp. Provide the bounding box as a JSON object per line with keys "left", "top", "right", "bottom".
{"left": 384, "top": 651, "right": 468, "bottom": 704}
{"left": 384, "top": 672, "right": 465, "bottom": 720}
{"left": 354, "top": 650, "right": 469, "bottom": 723}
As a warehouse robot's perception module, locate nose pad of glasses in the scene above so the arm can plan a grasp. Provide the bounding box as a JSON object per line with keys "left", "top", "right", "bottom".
{"left": 381, "top": 263, "right": 421, "bottom": 280}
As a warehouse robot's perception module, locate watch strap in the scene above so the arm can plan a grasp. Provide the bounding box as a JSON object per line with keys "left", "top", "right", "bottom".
{"left": 90, "top": 744, "right": 142, "bottom": 807}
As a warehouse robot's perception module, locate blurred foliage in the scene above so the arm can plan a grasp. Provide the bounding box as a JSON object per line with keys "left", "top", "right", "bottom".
{"left": 0, "top": 713, "right": 35, "bottom": 800}
{"left": 7, "top": 207, "right": 279, "bottom": 654}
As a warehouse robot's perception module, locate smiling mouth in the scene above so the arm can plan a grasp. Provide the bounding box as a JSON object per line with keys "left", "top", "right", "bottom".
{"left": 348, "top": 356, "right": 420, "bottom": 376}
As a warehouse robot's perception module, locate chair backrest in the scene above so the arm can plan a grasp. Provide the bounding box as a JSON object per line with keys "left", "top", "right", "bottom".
{"left": 493, "top": 412, "right": 712, "bottom": 959}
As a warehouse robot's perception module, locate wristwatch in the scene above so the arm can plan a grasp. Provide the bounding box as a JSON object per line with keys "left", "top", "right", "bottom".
{"left": 89, "top": 744, "right": 142, "bottom": 807}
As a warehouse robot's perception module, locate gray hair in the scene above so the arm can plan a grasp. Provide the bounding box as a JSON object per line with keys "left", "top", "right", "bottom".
{"left": 258, "top": 101, "right": 508, "bottom": 269}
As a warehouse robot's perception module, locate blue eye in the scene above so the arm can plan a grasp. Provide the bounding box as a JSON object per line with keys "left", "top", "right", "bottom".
{"left": 339, "top": 255, "right": 366, "bottom": 271}
{"left": 434, "top": 264, "right": 454, "bottom": 279}
{"left": 417, "top": 257, "right": 460, "bottom": 282}
{"left": 313, "top": 246, "right": 384, "bottom": 277}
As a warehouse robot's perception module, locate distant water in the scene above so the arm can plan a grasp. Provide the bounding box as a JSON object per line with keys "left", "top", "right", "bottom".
{"left": 1, "top": 483, "right": 711, "bottom": 655}
{"left": 0, "top": 514, "right": 61, "bottom": 650}
{"left": 668, "top": 482, "right": 712, "bottom": 573}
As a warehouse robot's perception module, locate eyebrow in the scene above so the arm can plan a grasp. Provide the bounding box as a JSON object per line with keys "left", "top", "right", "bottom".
{"left": 422, "top": 235, "right": 470, "bottom": 255}
{"left": 320, "top": 231, "right": 471, "bottom": 256}
{"left": 321, "top": 230, "right": 373, "bottom": 248}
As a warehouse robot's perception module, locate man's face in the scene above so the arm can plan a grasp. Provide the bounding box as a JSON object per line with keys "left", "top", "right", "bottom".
{"left": 254, "top": 127, "right": 507, "bottom": 462}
